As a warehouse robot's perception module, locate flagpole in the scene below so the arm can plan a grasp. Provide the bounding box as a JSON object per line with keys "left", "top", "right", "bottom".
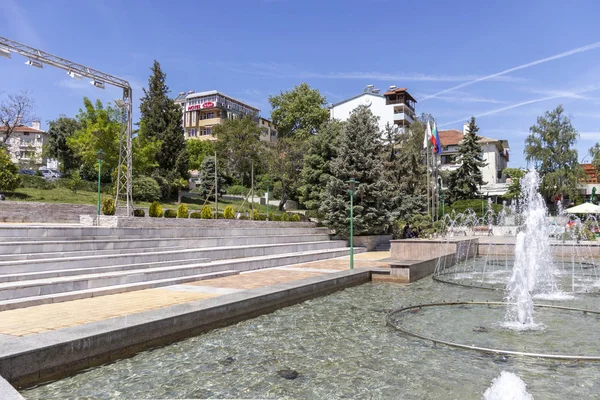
{"left": 426, "top": 145, "right": 430, "bottom": 218}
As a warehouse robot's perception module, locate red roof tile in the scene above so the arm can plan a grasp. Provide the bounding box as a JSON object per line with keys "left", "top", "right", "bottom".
{"left": 0, "top": 124, "right": 45, "bottom": 134}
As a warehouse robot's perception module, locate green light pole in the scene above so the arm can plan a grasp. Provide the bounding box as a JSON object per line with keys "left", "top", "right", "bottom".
{"left": 96, "top": 150, "right": 104, "bottom": 216}
{"left": 480, "top": 185, "right": 484, "bottom": 217}
{"left": 265, "top": 179, "right": 272, "bottom": 221}
{"left": 346, "top": 178, "right": 359, "bottom": 270}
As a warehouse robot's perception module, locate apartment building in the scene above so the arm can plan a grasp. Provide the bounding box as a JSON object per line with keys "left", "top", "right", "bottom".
{"left": 174, "top": 90, "right": 276, "bottom": 142}
{"left": 1, "top": 121, "right": 48, "bottom": 166}
{"left": 329, "top": 85, "right": 417, "bottom": 132}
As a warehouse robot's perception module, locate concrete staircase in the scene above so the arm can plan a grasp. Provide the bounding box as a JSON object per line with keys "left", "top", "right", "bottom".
{"left": 0, "top": 225, "right": 364, "bottom": 310}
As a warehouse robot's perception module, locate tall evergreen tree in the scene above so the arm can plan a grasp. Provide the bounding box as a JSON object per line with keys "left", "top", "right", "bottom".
{"left": 447, "top": 117, "right": 487, "bottom": 202}
{"left": 320, "top": 106, "right": 391, "bottom": 237}
{"left": 194, "top": 156, "right": 226, "bottom": 200}
{"left": 298, "top": 119, "right": 343, "bottom": 210}
{"left": 525, "top": 105, "right": 580, "bottom": 200}
{"left": 139, "top": 61, "right": 188, "bottom": 178}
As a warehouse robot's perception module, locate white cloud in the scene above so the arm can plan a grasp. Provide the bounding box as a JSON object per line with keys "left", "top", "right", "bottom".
{"left": 420, "top": 41, "right": 600, "bottom": 102}
{"left": 579, "top": 132, "right": 600, "bottom": 141}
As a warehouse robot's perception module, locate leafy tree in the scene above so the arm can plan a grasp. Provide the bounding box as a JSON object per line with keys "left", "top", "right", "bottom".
{"left": 447, "top": 117, "right": 487, "bottom": 202}
{"left": 269, "top": 83, "right": 330, "bottom": 140}
{"left": 213, "top": 116, "right": 263, "bottom": 181}
{"left": 187, "top": 139, "right": 216, "bottom": 171}
{"left": 502, "top": 167, "right": 525, "bottom": 200}
{"left": 298, "top": 120, "right": 343, "bottom": 210}
{"left": 194, "top": 156, "right": 226, "bottom": 201}
{"left": 0, "top": 90, "right": 35, "bottom": 144}
{"left": 320, "top": 106, "right": 392, "bottom": 236}
{"left": 385, "top": 120, "right": 427, "bottom": 220}
{"left": 139, "top": 61, "right": 188, "bottom": 178}
{"left": 0, "top": 147, "right": 20, "bottom": 191}
{"left": 45, "top": 116, "right": 80, "bottom": 173}
{"left": 132, "top": 122, "right": 161, "bottom": 177}
{"left": 525, "top": 105, "right": 580, "bottom": 200}
{"left": 589, "top": 143, "right": 600, "bottom": 171}
{"left": 265, "top": 137, "right": 307, "bottom": 210}
{"left": 67, "top": 98, "right": 121, "bottom": 181}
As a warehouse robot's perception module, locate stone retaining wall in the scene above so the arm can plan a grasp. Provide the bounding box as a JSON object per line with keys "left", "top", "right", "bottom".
{"left": 0, "top": 201, "right": 97, "bottom": 223}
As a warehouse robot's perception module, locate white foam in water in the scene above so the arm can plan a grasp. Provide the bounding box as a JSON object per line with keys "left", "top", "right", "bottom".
{"left": 483, "top": 371, "right": 534, "bottom": 400}
{"left": 533, "top": 292, "right": 574, "bottom": 301}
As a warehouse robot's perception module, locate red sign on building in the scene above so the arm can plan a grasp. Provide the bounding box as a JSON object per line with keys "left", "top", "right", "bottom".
{"left": 187, "top": 105, "right": 201, "bottom": 111}
{"left": 202, "top": 101, "right": 215, "bottom": 109}
{"left": 187, "top": 102, "right": 215, "bottom": 111}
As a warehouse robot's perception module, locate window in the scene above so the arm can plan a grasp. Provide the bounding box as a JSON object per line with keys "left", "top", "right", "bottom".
{"left": 200, "top": 127, "right": 213, "bottom": 136}
{"left": 187, "top": 129, "right": 197, "bottom": 137}
{"left": 185, "top": 112, "right": 190, "bottom": 126}
{"left": 191, "top": 112, "right": 197, "bottom": 126}
{"left": 201, "top": 112, "right": 215, "bottom": 120}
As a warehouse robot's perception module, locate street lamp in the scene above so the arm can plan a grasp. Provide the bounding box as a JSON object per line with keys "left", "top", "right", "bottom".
{"left": 480, "top": 185, "right": 484, "bottom": 217}
{"left": 96, "top": 150, "right": 104, "bottom": 216}
{"left": 264, "top": 179, "right": 272, "bottom": 221}
{"left": 346, "top": 178, "right": 359, "bottom": 270}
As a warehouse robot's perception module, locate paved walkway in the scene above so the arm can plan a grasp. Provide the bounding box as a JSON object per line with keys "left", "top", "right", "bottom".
{"left": 0, "top": 252, "right": 390, "bottom": 337}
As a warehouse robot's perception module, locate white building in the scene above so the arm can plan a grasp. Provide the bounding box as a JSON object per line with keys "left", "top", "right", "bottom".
{"left": 439, "top": 123, "right": 510, "bottom": 196}
{"left": 1, "top": 122, "right": 48, "bottom": 166}
{"left": 329, "top": 85, "right": 417, "bottom": 132}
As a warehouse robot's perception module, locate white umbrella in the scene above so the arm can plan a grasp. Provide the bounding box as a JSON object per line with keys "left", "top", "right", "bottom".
{"left": 564, "top": 203, "right": 600, "bottom": 214}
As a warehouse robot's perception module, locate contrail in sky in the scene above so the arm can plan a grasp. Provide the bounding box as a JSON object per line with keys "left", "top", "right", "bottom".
{"left": 419, "top": 41, "right": 600, "bottom": 102}
{"left": 438, "top": 84, "right": 600, "bottom": 128}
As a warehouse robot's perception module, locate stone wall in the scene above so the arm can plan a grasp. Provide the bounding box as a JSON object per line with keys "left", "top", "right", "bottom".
{"left": 0, "top": 201, "right": 97, "bottom": 223}
{"left": 351, "top": 235, "right": 393, "bottom": 251}
{"left": 114, "top": 216, "right": 317, "bottom": 229}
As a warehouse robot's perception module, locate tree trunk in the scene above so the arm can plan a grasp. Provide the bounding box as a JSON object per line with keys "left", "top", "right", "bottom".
{"left": 178, "top": 187, "right": 182, "bottom": 204}
{"left": 279, "top": 183, "right": 288, "bottom": 211}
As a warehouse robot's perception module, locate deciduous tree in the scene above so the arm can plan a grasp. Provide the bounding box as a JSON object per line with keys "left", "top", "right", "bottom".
{"left": 45, "top": 116, "right": 80, "bottom": 173}
{"left": 0, "top": 90, "right": 35, "bottom": 144}
{"left": 213, "top": 116, "right": 263, "bottom": 181}
{"left": 0, "top": 147, "right": 19, "bottom": 192}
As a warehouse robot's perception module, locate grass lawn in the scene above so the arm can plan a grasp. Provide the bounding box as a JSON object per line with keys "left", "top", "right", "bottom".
{"left": 4, "top": 187, "right": 283, "bottom": 215}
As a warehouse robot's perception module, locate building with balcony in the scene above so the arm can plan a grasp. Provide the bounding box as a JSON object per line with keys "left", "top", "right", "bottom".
{"left": 258, "top": 117, "right": 278, "bottom": 143}
{"left": 329, "top": 85, "right": 416, "bottom": 132}
{"left": 1, "top": 121, "right": 48, "bottom": 166}
{"left": 174, "top": 90, "right": 262, "bottom": 141}
{"left": 438, "top": 123, "right": 510, "bottom": 196}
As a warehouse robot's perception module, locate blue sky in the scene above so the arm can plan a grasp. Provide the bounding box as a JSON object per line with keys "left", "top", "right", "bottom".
{"left": 2, "top": 0, "right": 600, "bottom": 167}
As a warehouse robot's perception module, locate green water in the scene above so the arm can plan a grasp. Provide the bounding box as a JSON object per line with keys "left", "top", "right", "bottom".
{"left": 22, "top": 278, "right": 600, "bottom": 399}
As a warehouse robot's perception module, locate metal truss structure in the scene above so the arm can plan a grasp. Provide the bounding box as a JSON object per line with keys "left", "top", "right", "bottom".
{"left": 0, "top": 37, "right": 133, "bottom": 215}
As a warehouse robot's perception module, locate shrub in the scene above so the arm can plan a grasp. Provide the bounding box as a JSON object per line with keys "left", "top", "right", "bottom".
{"left": 256, "top": 213, "right": 267, "bottom": 221}
{"left": 291, "top": 214, "right": 301, "bottom": 222}
{"left": 133, "top": 209, "right": 145, "bottom": 217}
{"left": 133, "top": 176, "right": 162, "bottom": 201}
{"left": 152, "top": 174, "right": 172, "bottom": 200}
{"left": 164, "top": 209, "right": 177, "bottom": 218}
{"left": 177, "top": 203, "right": 189, "bottom": 218}
{"left": 102, "top": 198, "right": 116, "bottom": 215}
{"left": 201, "top": 205, "right": 213, "bottom": 219}
{"left": 67, "top": 171, "right": 83, "bottom": 193}
{"left": 281, "top": 212, "right": 290, "bottom": 222}
{"left": 149, "top": 201, "right": 163, "bottom": 218}
{"left": 223, "top": 205, "right": 235, "bottom": 219}
{"left": 190, "top": 211, "right": 202, "bottom": 219}
{"left": 270, "top": 214, "right": 282, "bottom": 221}
{"left": 238, "top": 215, "right": 249, "bottom": 220}
{"left": 226, "top": 185, "right": 249, "bottom": 196}
{"left": 250, "top": 209, "right": 259, "bottom": 220}
{"left": 19, "top": 175, "right": 53, "bottom": 190}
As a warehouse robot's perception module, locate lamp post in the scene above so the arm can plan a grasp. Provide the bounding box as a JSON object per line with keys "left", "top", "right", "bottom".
{"left": 265, "top": 179, "right": 272, "bottom": 221}
{"left": 96, "top": 150, "right": 104, "bottom": 216}
{"left": 480, "top": 185, "right": 484, "bottom": 217}
{"left": 346, "top": 178, "right": 359, "bottom": 270}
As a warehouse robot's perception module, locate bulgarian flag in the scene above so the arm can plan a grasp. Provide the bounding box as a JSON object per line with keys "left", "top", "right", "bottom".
{"left": 432, "top": 122, "right": 442, "bottom": 154}
{"left": 423, "top": 120, "right": 433, "bottom": 149}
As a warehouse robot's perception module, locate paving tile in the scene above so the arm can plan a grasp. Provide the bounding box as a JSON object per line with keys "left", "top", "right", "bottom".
{"left": 188, "top": 269, "right": 326, "bottom": 289}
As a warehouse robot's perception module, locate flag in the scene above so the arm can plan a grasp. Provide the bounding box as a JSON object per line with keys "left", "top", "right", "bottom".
{"left": 423, "top": 121, "right": 432, "bottom": 149}
{"left": 432, "top": 123, "right": 442, "bottom": 154}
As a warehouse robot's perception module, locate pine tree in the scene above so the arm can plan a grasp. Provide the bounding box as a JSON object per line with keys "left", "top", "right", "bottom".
{"left": 194, "top": 157, "right": 226, "bottom": 201}
{"left": 320, "top": 106, "right": 392, "bottom": 237}
{"left": 139, "top": 61, "right": 188, "bottom": 179}
{"left": 447, "top": 117, "right": 487, "bottom": 202}
{"left": 298, "top": 120, "right": 343, "bottom": 210}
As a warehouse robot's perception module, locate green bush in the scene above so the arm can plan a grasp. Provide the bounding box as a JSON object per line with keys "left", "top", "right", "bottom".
{"left": 102, "top": 198, "right": 116, "bottom": 216}
{"left": 67, "top": 171, "right": 83, "bottom": 193}
{"left": 448, "top": 199, "right": 502, "bottom": 218}
{"left": 238, "top": 215, "right": 249, "bottom": 220}
{"left": 256, "top": 213, "right": 267, "bottom": 221}
{"left": 270, "top": 214, "right": 282, "bottom": 221}
{"left": 223, "top": 205, "right": 235, "bottom": 219}
{"left": 164, "top": 209, "right": 177, "bottom": 218}
{"left": 250, "top": 209, "right": 259, "bottom": 220}
{"left": 281, "top": 212, "right": 290, "bottom": 222}
{"left": 149, "top": 201, "right": 163, "bottom": 218}
{"left": 19, "top": 175, "right": 53, "bottom": 190}
{"left": 133, "top": 176, "right": 161, "bottom": 202}
{"left": 201, "top": 205, "right": 213, "bottom": 219}
{"left": 190, "top": 211, "right": 202, "bottom": 219}
{"left": 152, "top": 174, "right": 172, "bottom": 200}
{"left": 177, "top": 203, "right": 189, "bottom": 218}
{"left": 133, "top": 209, "right": 145, "bottom": 217}
{"left": 291, "top": 214, "right": 301, "bottom": 222}
{"left": 226, "top": 185, "right": 249, "bottom": 196}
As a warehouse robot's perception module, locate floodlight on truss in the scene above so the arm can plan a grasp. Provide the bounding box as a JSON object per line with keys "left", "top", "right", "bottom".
{"left": 67, "top": 70, "right": 82, "bottom": 80}
{"left": 91, "top": 80, "right": 105, "bottom": 89}
{"left": 0, "top": 47, "right": 10, "bottom": 59}
{"left": 25, "top": 59, "right": 43, "bottom": 68}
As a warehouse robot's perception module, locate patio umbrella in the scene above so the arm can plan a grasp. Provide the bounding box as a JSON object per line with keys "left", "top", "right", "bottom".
{"left": 564, "top": 203, "right": 600, "bottom": 214}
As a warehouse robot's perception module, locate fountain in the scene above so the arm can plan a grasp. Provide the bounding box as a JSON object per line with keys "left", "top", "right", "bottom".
{"left": 483, "top": 371, "right": 533, "bottom": 400}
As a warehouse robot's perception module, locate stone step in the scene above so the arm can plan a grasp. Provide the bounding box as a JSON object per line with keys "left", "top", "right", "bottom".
{"left": 0, "top": 269, "right": 240, "bottom": 311}
{"left": 0, "top": 247, "right": 365, "bottom": 310}
{"left": 0, "top": 241, "right": 347, "bottom": 274}
{"left": 0, "top": 233, "right": 331, "bottom": 255}
{"left": 0, "top": 245, "right": 186, "bottom": 261}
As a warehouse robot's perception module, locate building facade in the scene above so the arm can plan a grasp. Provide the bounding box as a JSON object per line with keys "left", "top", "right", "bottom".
{"left": 329, "top": 85, "right": 416, "bottom": 132}
{"left": 174, "top": 90, "right": 276, "bottom": 141}
{"left": 2, "top": 122, "right": 48, "bottom": 166}
{"left": 438, "top": 124, "right": 510, "bottom": 196}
